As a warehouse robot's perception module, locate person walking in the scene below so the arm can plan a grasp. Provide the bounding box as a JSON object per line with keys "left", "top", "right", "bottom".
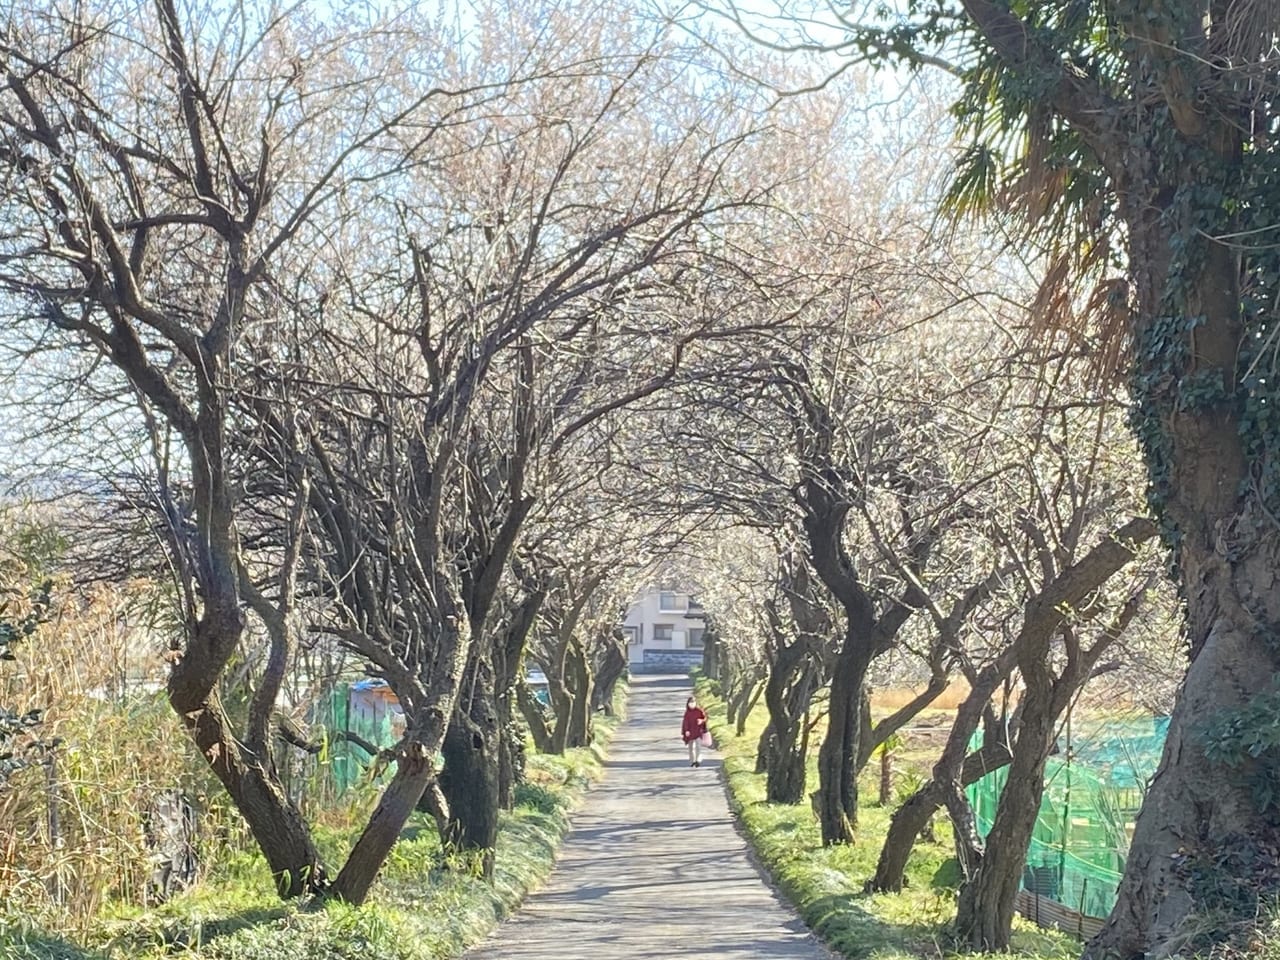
{"left": 681, "top": 695, "right": 709, "bottom": 767}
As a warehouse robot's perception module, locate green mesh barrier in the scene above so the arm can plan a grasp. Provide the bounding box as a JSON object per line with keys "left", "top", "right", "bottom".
{"left": 966, "top": 715, "right": 1169, "bottom": 921}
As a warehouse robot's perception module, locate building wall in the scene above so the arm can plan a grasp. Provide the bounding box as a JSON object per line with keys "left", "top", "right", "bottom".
{"left": 621, "top": 587, "right": 705, "bottom": 667}
{"left": 635, "top": 648, "right": 703, "bottom": 674}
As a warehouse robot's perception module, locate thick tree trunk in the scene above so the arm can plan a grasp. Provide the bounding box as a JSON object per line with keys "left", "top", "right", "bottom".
{"left": 332, "top": 698, "right": 454, "bottom": 904}
{"left": 437, "top": 655, "right": 501, "bottom": 877}
{"left": 954, "top": 701, "right": 1056, "bottom": 951}
{"left": 816, "top": 640, "right": 870, "bottom": 845}
{"left": 943, "top": 778, "right": 986, "bottom": 887}
{"left": 764, "top": 704, "right": 810, "bottom": 804}
{"left": 439, "top": 722, "right": 500, "bottom": 877}
{"left": 565, "top": 638, "right": 595, "bottom": 748}
{"left": 755, "top": 721, "right": 775, "bottom": 774}
{"left": 757, "top": 660, "right": 808, "bottom": 803}
{"left": 492, "top": 588, "right": 545, "bottom": 808}
{"left": 761, "top": 635, "right": 817, "bottom": 805}
{"left": 953, "top": 604, "right": 1135, "bottom": 947}
{"left": 892, "top": 7, "right": 1280, "bottom": 953}
{"left": 873, "top": 782, "right": 942, "bottom": 891}
{"left": 328, "top": 573, "right": 470, "bottom": 903}
{"left": 870, "top": 644, "right": 1020, "bottom": 894}
{"left": 161, "top": 432, "right": 329, "bottom": 900}
{"left": 702, "top": 632, "right": 720, "bottom": 681}
{"left": 543, "top": 634, "right": 595, "bottom": 752}
{"left": 797, "top": 452, "right": 898, "bottom": 847}
{"left": 495, "top": 702, "right": 517, "bottom": 812}
{"left": 948, "top": 517, "right": 1153, "bottom": 946}
{"left": 331, "top": 744, "right": 435, "bottom": 904}
{"left": 496, "top": 721, "right": 522, "bottom": 814}
{"left": 1088, "top": 211, "right": 1280, "bottom": 957}
{"left": 548, "top": 674, "right": 573, "bottom": 754}
{"left": 1087, "top": 541, "right": 1280, "bottom": 958}
{"left": 495, "top": 678, "right": 517, "bottom": 814}
{"left": 592, "top": 639, "right": 626, "bottom": 717}
{"left": 955, "top": 635, "right": 1115, "bottom": 947}
{"left": 730, "top": 678, "right": 763, "bottom": 737}
{"left": 767, "top": 742, "right": 808, "bottom": 805}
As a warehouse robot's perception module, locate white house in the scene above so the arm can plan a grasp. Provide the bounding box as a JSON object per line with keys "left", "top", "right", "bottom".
{"left": 621, "top": 586, "right": 706, "bottom": 673}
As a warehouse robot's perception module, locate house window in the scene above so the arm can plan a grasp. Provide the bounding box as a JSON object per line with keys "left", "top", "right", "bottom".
{"left": 688, "top": 627, "right": 705, "bottom": 649}
{"left": 624, "top": 626, "right": 641, "bottom": 646}
{"left": 652, "top": 624, "right": 673, "bottom": 648}
{"left": 658, "top": 591, "right": 681, "bottom": 612}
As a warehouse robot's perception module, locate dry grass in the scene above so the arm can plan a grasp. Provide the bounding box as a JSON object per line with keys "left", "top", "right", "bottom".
{"left": 0, "top": 576, "right": 222, "bottom": 934}
{"left": 874, "top": 681, "right": 1158, "bottom": 719}
{"left": 871, "top": 681, "right": 971, "bottom": 713}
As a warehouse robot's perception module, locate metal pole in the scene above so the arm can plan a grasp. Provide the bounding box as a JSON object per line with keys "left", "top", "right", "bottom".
{"left": 1058, "top": 706, "right": 1072, "bottom": 901}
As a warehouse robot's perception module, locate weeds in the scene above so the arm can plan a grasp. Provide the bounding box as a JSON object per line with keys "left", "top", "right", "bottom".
{"left": 0, "top": 572, "right": 225, "bottom": 935}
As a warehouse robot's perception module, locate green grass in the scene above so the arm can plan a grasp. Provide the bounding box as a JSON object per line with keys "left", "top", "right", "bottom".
{"left": 0, "top": 698, "right": 624, "bottom": 960}
{"left": 697, "top": 679, "right": 1075, "bottom": 960}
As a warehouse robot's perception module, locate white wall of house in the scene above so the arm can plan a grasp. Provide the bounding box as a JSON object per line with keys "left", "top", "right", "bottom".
{"left": 621, "top": 587, "right": 705, "bottom": 665}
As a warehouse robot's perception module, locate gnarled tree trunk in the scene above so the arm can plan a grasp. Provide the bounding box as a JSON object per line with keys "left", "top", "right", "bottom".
{"left": 755, "top": 720, "right": 775, "bottom": 775}
{"left": 1088, "top": 218, "right": 1280, "bottom": 960}
{"left": 702, "top": 628, "right": 721, "bottom": 681}
{"left": 547, "top": 633, "right": 594, "bottom": 752}
{"left": 927, "top": 4, "right": 1280, "bottom": 955}
{"left": 493, "top": 588, "right": 546, "bottom": 809}
{"left": 762, "top": 649, "right": 815, "bottom": 805}
{"left": 792, "top": 394, "right": 931, "bottom": 846}
{"left": 592, "top": 635, "right": 626, "bottom": 717}
{"left": 438, "top": 656, "right": 501, "bottom": 878}
{"left": 869, "top": 617, "right": 1028, "bottom": 895}
{"left": 873, "top": 781, "right": 943, "bottom": 891}
{"left": 870, "top": 653, "right": 1017, "bottom": 894}
{"left": 815, "top": 638, "right": 871, "bottom": 844}
{"left": 1089, "top": 534, "right": 1280, "bottom": 957}
{"left": 954, "top": 693, "right": 1057, "bottom": 950}
{"left": 728, "top": 673, "right": 764, "bottom": 737}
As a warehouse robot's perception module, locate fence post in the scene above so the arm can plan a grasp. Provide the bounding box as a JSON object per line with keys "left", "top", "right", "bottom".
{"left": 1078, "top": 876, "right": 1088, "bottom": 939}
{"left": 44, "top": 747, "right": 65, "bottom": 903}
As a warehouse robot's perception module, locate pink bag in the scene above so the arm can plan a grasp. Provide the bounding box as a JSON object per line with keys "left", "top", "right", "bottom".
{"left": 699, "top": 732, "right": 712, "bottom": 748}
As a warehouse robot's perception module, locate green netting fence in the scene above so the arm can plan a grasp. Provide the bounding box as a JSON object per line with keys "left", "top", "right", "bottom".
{"left": 966, "top": 715, "right": 1170, "bottom": 922}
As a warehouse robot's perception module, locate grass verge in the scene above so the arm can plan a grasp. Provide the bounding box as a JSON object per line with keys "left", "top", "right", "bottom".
{"left": 0, "top": 693, "right": 625, "bottom": 960}
{"left": 696, "top": 677, "right": 1074, "bottom": 960}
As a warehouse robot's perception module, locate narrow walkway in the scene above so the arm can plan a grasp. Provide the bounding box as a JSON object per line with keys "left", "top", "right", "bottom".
{"left": 466, "top": 675, "right": 832, "bottom": 959}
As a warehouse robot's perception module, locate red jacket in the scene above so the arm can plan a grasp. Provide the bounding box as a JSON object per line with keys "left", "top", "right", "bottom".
{"left": 682, "top": 706, "right": 708, "bottom": 743}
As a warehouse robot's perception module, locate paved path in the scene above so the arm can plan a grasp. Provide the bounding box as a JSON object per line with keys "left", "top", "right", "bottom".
{"left": 466, "top": 675, "right": 832, "bottom": 960}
